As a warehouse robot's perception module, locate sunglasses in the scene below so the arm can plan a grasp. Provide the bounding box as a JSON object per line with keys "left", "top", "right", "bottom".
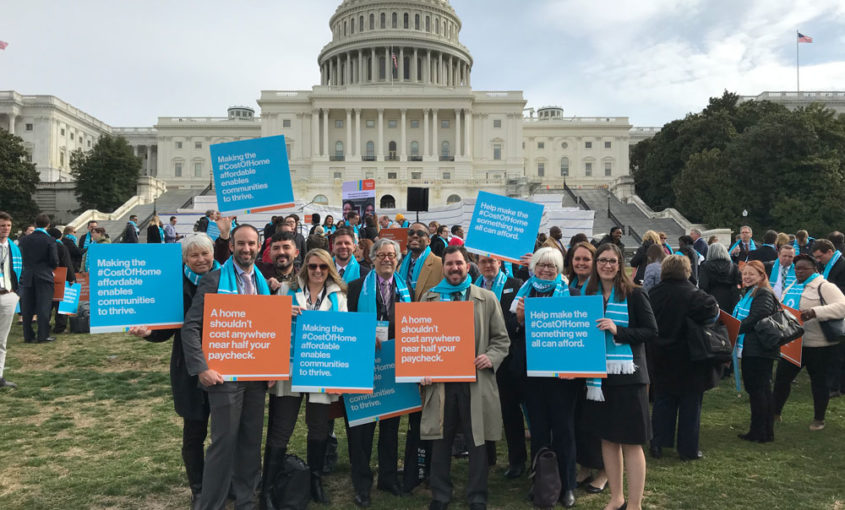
{"left": 407, "top": 229, "right": 428, "bottom": 238}
{"left": 307, "top": 263, "right": 329, "bottom": 271}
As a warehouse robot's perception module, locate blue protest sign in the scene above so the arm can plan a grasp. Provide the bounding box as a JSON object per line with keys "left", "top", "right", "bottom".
{"left": 58, "top": 282, "right": 81, "bottom": 315}
{"left": 210, "top": 135, "right": 295, "bottom": 216}
{"left": 88, "top": 243, "right": 184, "bottom": 333}
{"left": 344, "top": 339, "right": 423, "bottom": 427}
{"left": 525, "top": 295, "right": 607, "bottom": 378}
{"left": 291, "top": 311, "right": 377, "bottom": 393}
{"left": 465, "top": 191, "right": 544, "bottom": 264}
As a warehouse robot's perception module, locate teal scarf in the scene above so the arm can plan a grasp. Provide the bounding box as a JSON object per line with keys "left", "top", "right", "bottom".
{"left": 34, "top": 227, "right": 50, "bottom": 237}
{"left": 769, "top": 259, "right": 796, "bottom": 296}
{"left": 358, "top": 271, "right": 411, "bottom": 313}
{"left": 217, "top": 257, "right": 271, "bottom": 295}
{"left": 732, "top": 288, "right": 755, "bottom": 357}
{"left": 336, "top": 256, "right": 360, "bottom": 283}
{"left": 729, "top": 239, "right": 756, "bottom": 258}
{"left": 781, "top": 272, "right": 820, "bottom": 310}
{"left": 128, "top": 221, "right": 139, "bottom": 234}
{"left": 183, "top": 261, "right": 220, "bottom": 286}
{"left": 82, "top": 232, "right": 93, "bottom": 250}
{"left": 398, "top": 246, "right": 430, "bottom": 292}
{"left": 474, "top": 271, "right": 506, "bottom": 300}
{"left": 515, "top": 274, "right": 569, "bottom": 301}
{"left": 65, "top": 234, "right": 78, "bottom": 245}
{"left": 792, "top": 238, "right": 814, "bottom": 254}
{"left": 157, "top": 226, "right": 165, "bottom": 244}
{"left": 430, "top": 274, "right": 472, "bottom": 301}
{"left": 6, "top": 240, "right": 22, "bottom": 279}
{"left": 823, "top": 250, "right": 841, "bottom": 280}
{"left": 586, "top": 284, "right": 633, "bottom": 402}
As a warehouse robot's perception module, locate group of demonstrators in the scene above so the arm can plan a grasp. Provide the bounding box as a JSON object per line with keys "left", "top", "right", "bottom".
{"left": 4, "top": 203, "right": 845, "bottom": 510}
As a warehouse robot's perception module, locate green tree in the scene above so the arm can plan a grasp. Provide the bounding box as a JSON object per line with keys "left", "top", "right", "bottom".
{"left": 71, "top": 134, "right": 141, "bottom": 212}
{"left": 0, "top": 129, "right": 40, "bottom": 225}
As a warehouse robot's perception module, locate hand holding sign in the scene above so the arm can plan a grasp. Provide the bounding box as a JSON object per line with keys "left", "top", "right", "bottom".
{"left": 465, "top": 192, "right": 544, "bottom": 264}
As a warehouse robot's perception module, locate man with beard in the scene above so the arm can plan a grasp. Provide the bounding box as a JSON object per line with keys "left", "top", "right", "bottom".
{"left": 182, "top": 224, "right": 272, "bottom": 510}
{"left": 257, "top": 231, "right": 300, "bottom": 289}
{"left": 333, "top": 227, "right": 369, "bottom": 284}
{"left": 421, "top": 246, "right": 510, "bottom": 510}
{"left": 398, "top": 222, "right": 443, "bottom": 494}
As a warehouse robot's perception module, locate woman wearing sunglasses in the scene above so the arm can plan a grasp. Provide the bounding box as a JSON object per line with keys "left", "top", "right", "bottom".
{"left": 264, "top": 248, "right": 348, "bottom": 506}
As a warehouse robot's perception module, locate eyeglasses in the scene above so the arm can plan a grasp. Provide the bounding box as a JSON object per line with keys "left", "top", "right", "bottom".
{"left": 597, "top": 258, "right": 619, "bottom": 266}
{"left": 535, "top": 263, "right": 557, "bottom": 271}
{"left": 307, "top": 263, "right": 329, "bottom": 271}
{"left": 375, "top": 253, "right": 397, "bottom": 260}
{"left": 407, "top": 229, "right": 428, "bottom": 238}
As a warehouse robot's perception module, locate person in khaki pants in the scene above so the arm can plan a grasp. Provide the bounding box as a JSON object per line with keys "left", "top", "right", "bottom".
{"left": 0, "top": 211, "right": 21, "bottom": 388}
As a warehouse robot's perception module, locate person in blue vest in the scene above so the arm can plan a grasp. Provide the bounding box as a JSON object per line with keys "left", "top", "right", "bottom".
{"left": 729, "top": 225, "right": 756, "bottom": 263}
{"left": 0, "top": 211, "right": 22, "bottom": 388}
{"left": 766, "top": 244, "right": 795, "bottom": 299}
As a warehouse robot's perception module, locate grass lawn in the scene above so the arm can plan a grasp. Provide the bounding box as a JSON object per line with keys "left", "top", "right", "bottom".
{"left": 0, "top": 328, "right": 844, "bottom": 509}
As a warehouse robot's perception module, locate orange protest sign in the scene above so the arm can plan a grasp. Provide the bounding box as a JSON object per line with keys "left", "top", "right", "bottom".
{"left": 52, "top": 267, "right": 67, "bottom": 301}
{"left": 75, "top": 273, "right": 90, "bottom": 303}
{"left": 379, "top": 228, "right": 408, "bottom": 252}
{"left": 780, "top": 305, "right": 803, "bottom": 367}
{"left": 202, "top": 294, "right": 292, "bottom": 381}
{"left": 395, "top": 301, "right": 476, "bottom": 383}
{"left": 719, "top": 309, "right": 741, "bottom": 348}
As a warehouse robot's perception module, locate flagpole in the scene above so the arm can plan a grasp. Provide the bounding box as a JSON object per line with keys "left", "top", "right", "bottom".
{"left": 796, "top": 30, "right": 800, "bottom": 92}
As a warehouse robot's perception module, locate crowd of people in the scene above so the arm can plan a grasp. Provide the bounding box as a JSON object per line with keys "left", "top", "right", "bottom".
{"left": 2, "top": 207, "right": 844, "bottom": 510}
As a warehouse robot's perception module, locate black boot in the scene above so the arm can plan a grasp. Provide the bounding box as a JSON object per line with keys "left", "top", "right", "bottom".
{"left": 323, "top": 428, "right": 338, "bottom": 474}
{"left": 307, "top": 440, "right": 331, "bottom": 504}
{"left": 182, "top": 445, "right": 204, "bottom": 510}
{"left": 261, "top": 447, "right": 286, "bottom": 510}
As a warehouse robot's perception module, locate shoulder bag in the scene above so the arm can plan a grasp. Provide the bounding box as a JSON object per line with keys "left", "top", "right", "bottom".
{"left": 754, "top": 299, "right": 804, "bottom": 349}
{"left": 817, "top": 282, "right": 845, "bottom": 342}
{"left": 687, "top": 316, "right": 733, "bottom": 362}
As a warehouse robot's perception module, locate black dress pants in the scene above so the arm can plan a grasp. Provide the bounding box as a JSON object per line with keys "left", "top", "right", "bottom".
{"left": 651, "top": 391, "right": 703, "bottom": 457}
{"left": 826, "top": 342, "right": 845, "bottom": 393}
{"left": 496, "top": 364, "right": 527, "bottom": 468}
{"left": 524, "top": 377, "right": 579, "bottom": 491}
{"left": 741, "top": 356, "right": 775, "bottom": 441}
{"left": 402, "top": 411, "right": 431, "bottom": 491}
{"left": 345, "top": 415, "right": 400, "bottom": 495}
{"left": 20, "top": 280, "right": 53, "bottom": 342}
{"left": 429, "top": 383, "right": 488, "bottom": 505}
{"left": 774, "top": 345, "right": 835, "bottom": 421}
{"left": 266, "top": 394, "right": 330, "bottom": 448}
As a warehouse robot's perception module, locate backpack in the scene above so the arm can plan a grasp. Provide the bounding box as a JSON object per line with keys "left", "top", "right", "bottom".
{"left": 268, "top": 454, "right": 311, "bottom": 510}
{"left": 529, "top": 447, "right": 561, "bottom": 509}
{"left": 194, "top": 216, "right": 209, "bottom": 233}
{"left": 69, "top": 302, "right": 90, "bottom": 334}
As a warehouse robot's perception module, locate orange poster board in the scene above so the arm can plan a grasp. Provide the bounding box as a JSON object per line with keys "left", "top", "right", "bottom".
{"left": 395, "top": 301, "right": 476, "bottom": 383}
{"left": 52, "top": 267, "right": 67, "bottom": 301}
{"left": 780, "top": 305, "right": 803, "bottom": 367}
{"left": 379, "top": 228, "right": 408, "bottom": 252}
{"left": 202, "top": 294, "right": 292, "bottom": 381}
{"left": 719, "top": 309, "right": 741, "bottom": 348}
{"left": 75, "top": 273, "right": 90, "bottom": 303}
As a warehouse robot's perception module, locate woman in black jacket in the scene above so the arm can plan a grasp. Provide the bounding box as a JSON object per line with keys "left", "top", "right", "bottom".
{"left": 584, "top": 243, "right": 658, "bottom": 510}
{"left": 733, "top": 260, "right": 779, "bottom": 443}
{"left": 129, "top": 234, "right": 222, "bottom": 507}
{"left": 629, "top": 230, "right": 660, "bottom": 285}
{"left": 648, "top": 255, "right": 720, "bottom": 461}
{"left": 699, "top": 243, "right": 741, "bottom": 312}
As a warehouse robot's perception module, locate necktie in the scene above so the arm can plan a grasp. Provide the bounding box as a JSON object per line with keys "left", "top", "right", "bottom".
{"left": 241, "top": 272, "right": 256, "bottom": 295}
{"left": 452, "top": 290, "right": 463, "bottom": 302}
{"left": 380, "top": 280, "right": 392, "bottom": 311}
{"left": 781, "top": 267, "right": 787, "bottom": 285}
{"left": 407, "top": 257, "right": 417, "bottom": 289}
{"left": 339, "top": 267, "right": 345, "bottom": 277}
{"left": 484, "top": 278, "right": 492, "bottom": 290}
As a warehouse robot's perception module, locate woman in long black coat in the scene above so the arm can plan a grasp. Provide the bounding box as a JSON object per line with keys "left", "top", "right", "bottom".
{"left": 698, "top": 242, "right": 741, "bottom": 312}
{"left": 129, "top": 234, "right": 222, "bottom": 507}
{"left": 648, "top": 255, "right": 720, "bottom": 461}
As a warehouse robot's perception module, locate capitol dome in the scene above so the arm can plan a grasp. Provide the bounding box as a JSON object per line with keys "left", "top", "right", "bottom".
{"left": 317, "top": 0, "right": 473, "bottom": 87}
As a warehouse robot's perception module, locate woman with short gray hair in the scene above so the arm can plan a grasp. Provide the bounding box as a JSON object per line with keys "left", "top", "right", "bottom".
{"left": 699, "top": 243, "right": 742, "bottom": 312}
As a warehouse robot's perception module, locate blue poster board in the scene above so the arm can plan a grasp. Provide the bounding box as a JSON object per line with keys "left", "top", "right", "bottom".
{"left": 344, "top": 339, "right": 423, "bottom": 427}
{"left": 88, "top": 243, "right": 184, "bottom": 333}
{"left": 210, "top": 135, "right": 294, "bottom": 216}
{"left": 525, "top": 295, "right": 607, "bottom": 378}
{"left": 465, "top": 191, "right": 544, "bottom": 264}
{"left": 291, "top": 311, "right": 377, "bottom": 393}
{"left": 58, "top": 282, "right": 81, "bottom": 315}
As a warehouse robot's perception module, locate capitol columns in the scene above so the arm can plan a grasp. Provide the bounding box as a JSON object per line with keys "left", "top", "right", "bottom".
{"left": 312, "top": 109, "right": 320, "bottom": 157}
{"left": 455, "top": 108, "right": 461, "bottom": 158}
{"left": 377, "top": 108, "right": 384, "bottom": 160}
{"left": 465, "top": 110, "right": 473, "bottom": 159}
{"left": 432, "top": 109, "right": 438, "bottom": 157}
{"left": 400, "top": 109, "right": 407, "bottom": 159}
{"left": 346, "top": 109, "right": 352, "bottom": 157}
{"left": 423, "top": 108, "right": 430, "bottom": 160}
{"left": 322, "top": 109, "right": 329, "bottom": 158}
{"left": 412, "top": 48, "right": 418, "bottom": 82}
{"left": 354, "top": 108, "right": 362, "bottom": 161}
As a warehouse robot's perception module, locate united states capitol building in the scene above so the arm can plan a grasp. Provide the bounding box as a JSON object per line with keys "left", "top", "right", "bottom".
{"left": 0, "top": 0, "right": 661, "bottom": 211}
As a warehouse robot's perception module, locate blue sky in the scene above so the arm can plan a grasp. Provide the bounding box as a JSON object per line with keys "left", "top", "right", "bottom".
{"left": 2, "top": 0, "right": 844, "bottom": 127}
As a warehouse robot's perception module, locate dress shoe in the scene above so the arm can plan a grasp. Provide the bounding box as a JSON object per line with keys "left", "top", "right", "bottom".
{"left": 679, "top": 450, "right": 704, "bottom": 461}
{"left": 585, "top": 480, "right": 607, "bottom": 494}
{"left": 649, "top": 445, "right": 662, "bottom": 459}
{"left": 377, "top": 481, "right": 402, "bottom": 496}
{"left": 429, "top": 501, "right": 449, "bottom": 510}
{"left": 469, "top": 504, "right": 486, "bottom": 510}
{"left": 353, "top": 493, "right": 371, "bottom": 507}
{"left": 560, "top": 489, "right": 576, "bottom": 508}
{"left": 809, "top": 420, "right": 825, "bottom": 431}
{"left": 0, "top": 378, "right": 17, "bottom": 389}
{"left": 737, "top": 433, "right": 765, "bottom": 443}
{"left": 830, "top": 390, "right": 841, "bottom": 399}
{"left": 37, "top": 336, "right": 56, "bottom": 343}
{"left": 503, "top": 463, "right": 525, "bottom": 479}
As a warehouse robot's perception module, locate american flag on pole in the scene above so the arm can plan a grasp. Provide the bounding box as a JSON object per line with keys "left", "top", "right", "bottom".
{"left": 798, "top": 32, "right": 813, "bottom": 43}
{"left": 0, "top": 41, "right": 8, "bottom": 50}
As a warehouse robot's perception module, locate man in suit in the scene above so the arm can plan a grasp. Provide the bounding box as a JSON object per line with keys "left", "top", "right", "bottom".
{"left": 812, "top": 238, "right": 845, "bottom": 398}
{"left": 61, "top": 226, "right": 82, "bottom": 273}
{"left": 747, "top": 230, "right": 778, "bottom": 264}
{"left": 48, "top": 227, "right": 75, "bottom": 334}
{"left": 420, "top": 245, "right": 510, "bottom": 510}
{"left": 474, "top": 255, "right": 525, "bottom": 478}
{"left": 181, "top": 224, "right": 269, "bottom": 510}
{"left": 77, "top": 220, "right": 98, "bottom": 254}
{"left": 333, "top": 227, "right": 369, "bottom": 283}
{"left": 0, "top": 211, "right": 21, "bottom": 387}
{"left": 430, "top": 225, "right": 449, "bottom": 259}
{"left": 122, "top": 214, "right": 140, "bottom": 243}
{"left": 345, "top": 238, "right": 407, "bottom": 506}
{"left": 18, "top": 213, "right": 59, "bottom": 344}
{"left": 765, "top": 244, "right": 795, "bottom": 300}
{"left": 730, "top": 225, "right": 755, "bottom": 262}
{"left": 543, "top": 226, "right": 566, "bottom": 257}
{"left": 399, "top": 222, "right": 443, "bottom": 493}
{"left": 690, "top": 228, "right": 708, "bottom": 259}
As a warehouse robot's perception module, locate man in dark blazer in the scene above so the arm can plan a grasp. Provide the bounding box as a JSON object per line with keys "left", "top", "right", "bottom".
{"left": 78, "top": 220, "right": 97, "bottom": 253}
{"left": 474, "top": 255, "right": 525, "bottom": 478}
{"left": 48, "top": 227, "right": 75, "bottom": 334}
{"left": 18, "top": 213, "right": 59, "bottom": 344}
{"left": 181, "top": 224, "right": 269, "bottom": 510}
{"left": 344, "top": 238, "right": 406, "bottom": 507}
{"left": 746, "top": 230, "right": 778, "bottom": 264}
{"left": 122, "top": 214, "right": 140, "bottom": 243}
{"left": 812, "top": 238, "right": 845, "bottom": 397}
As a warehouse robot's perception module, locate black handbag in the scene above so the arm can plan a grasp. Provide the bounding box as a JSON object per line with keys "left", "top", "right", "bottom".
{"left": 686, "top": 316, "right": 733, "bottom": 362}
{"left": 268, "top": 454, "right": 311, "bottom": 510}
{"left": 529, "top": 447, "right": 561, "bottom": 509}
{"left": 754, "top": 303, "right": 804, "bottom": 349}
{"left": 817, "top": 282, "right": 845, "bottom": 342}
